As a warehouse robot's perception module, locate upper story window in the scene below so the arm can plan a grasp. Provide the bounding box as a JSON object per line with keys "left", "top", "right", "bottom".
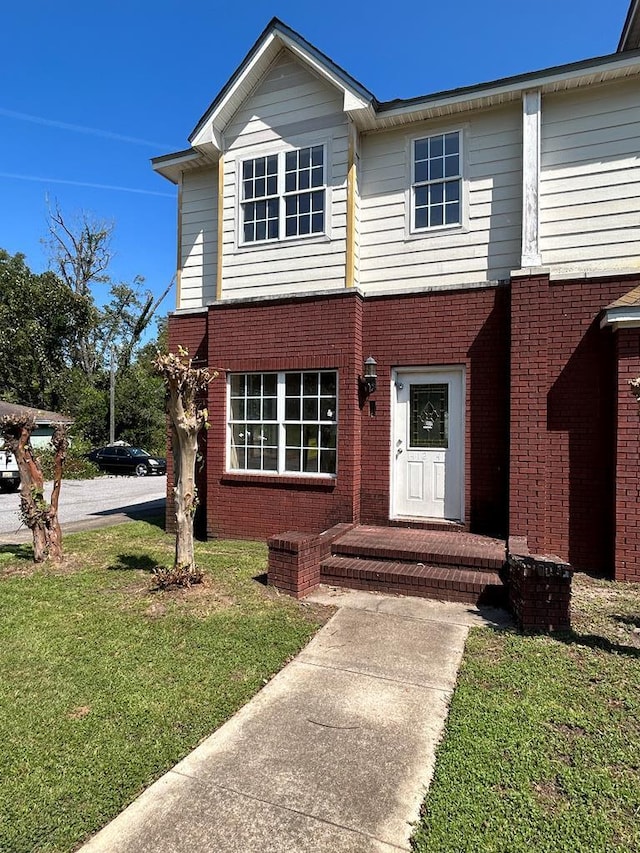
{"left": 412, "top": 131, "right": 461, "bottom": 231}
{"left": 241, "top": 145, "right": 326, "bottom": 244}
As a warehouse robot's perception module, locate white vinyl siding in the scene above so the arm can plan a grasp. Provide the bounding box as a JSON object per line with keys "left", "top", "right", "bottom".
{"left": 179, "top": 167, "right": 218, "bottom": 309}
{"left": 359, "top": 105, "right": 522, "bottom": 292}
{"left": 221, "top": 50, "right": 349, "bottom": 299}
{"left": 540, "top": 79, "right": 640, "bottom": 273}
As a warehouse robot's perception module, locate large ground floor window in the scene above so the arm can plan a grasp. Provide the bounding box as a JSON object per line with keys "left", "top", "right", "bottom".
{"left": 228, "top": 370, "right": 337, "bottom": 475}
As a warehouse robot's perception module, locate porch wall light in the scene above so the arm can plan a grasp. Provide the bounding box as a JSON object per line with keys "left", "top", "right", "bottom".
{"left": 360, "top": 356, "right": 378, "bottom": 396}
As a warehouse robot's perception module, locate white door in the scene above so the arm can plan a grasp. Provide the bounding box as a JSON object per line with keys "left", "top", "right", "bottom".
{"left": 392, "top": 369, "right": 464, "bottom": 520}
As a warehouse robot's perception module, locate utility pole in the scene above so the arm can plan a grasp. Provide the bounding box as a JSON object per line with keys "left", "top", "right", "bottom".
{"left": 109, "top": 347, "right": 116, "bottom": 444}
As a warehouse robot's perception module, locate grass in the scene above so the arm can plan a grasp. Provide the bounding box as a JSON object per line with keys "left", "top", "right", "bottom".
{"left": 0, "top": 521, "right": 329, "bottom": 853}
{"left": 411, "top": 574, "right": 640, "bottom": 853}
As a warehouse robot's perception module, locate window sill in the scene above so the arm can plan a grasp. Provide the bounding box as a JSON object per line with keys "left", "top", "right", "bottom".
{"left": 234, "top": 233, "right": 331, "bottom": 253}
{"left": 405, "top": 224, "right": 467, "bottom": 242}
{"left": 221, "top": 472, "right": 336, "bottom": 489}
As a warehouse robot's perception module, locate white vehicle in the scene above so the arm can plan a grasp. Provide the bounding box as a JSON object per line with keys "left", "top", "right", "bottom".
{"left": 0, "top": 449, "right": 20, "bottom": 492}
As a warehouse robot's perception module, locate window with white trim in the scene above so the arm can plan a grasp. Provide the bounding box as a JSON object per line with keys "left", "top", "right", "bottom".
{"left": 241, "top": 145, "right": 325, "bottom": 244}
{"left": 228, "top": 371, "right": 337, "bottom": 475}
{"left": 412, "top": 131, "right": 461, "bottom": 230}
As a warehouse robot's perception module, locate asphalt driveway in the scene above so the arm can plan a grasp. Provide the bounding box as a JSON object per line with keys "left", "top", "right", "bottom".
{"left": 0, "top": 475, "right": 167, "bottom": 541}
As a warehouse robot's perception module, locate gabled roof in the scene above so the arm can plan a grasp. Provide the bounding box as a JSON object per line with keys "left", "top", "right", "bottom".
{"left": 188, "top": 17, "right": 375, "bottom": 150}
{"left": 601, "top": 283, "right": 640, "bottom": 330}
{"left": 152, "top": 10, "right": 640, "bottom": 184}
{"left": 619, "top": 0, "right": 640, "bottom": 50}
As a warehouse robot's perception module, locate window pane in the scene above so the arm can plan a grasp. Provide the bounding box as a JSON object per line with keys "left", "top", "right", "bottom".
{"left": 255, "top": 177, "right": 265, "bottom": 198}
{"left": 285, "top": 218, "right": 297, "bottom": 237}
{"left": 268, "top": 219, "right": 279, "bottom": 239}
{"left": 311, "top": 166, "right": 323, "bottom": 187}
{"left": 299, "top": 193, "right": 310, "bottom": 214}
{"left": 430, "top": 183, "right": 444, "bottom": 204}
{"left": 231, "top": 399, "right": 245, "bottom": 420}
{"left": 243, "top": 179, "right": 253, "bottom": 200}
{"left": 445, "top": 132, "right": 459, "bottom": 154}
{"left": 231, "top": 446, "right": 246, "bottom": 469}
{"left": 429, "top": 135, "right": 444, "bottom": 157}
{"left": 303, "top": 398, "right": 318, "bottom": 420}
{"left": 267, "top": 198, "right": 279, "bottom": 218}
{"left": 312, "top": 191, "right": 324, "bottom": 212}
{"left": 263, "top": 448, "right": 278, "bottom": 471}
{"left": 321, "top": 397, "right": 337, "bottom": 420}
{"left": 286, "top": 373, "right": 301, "bottom": 396}
{"left": 244, "top": 222, "right": 253, "bottom": 242}
{"left": 312, "top": 145, "right": 323, "bottom": 166}
{"left": 312, "top": 212, "right": 324, "bottom": 233}
{"left": 285, "top": 448, "right": 301, "bottom": 471}
{"left": 415, "top": 138, "right": 428, "bottom": 161}
{"left": 430, "top": 158, "right": 444, "bottom": 180}
{"left": 431, "top": 205, "right": 444, "bottom": 227}
{"left": 320, "top": 424, "right": 337, "bottom": 448}
{"left": 415, "top": 185, "right": 428, "bottom": 207}
{"left": 320, "top": 450, "right": 336, "bottom": 474}
{"left": 267, "top": 155, "right": 278, "bottom": 174}
{"left": 285, "top": 151, "right": 297, "bottom": 171}
{"left": 263, "top": 398, "right": 277, "bottom": 420}
{"left": 299, "top": 170, "right": 310, "bottom": 191}
{"left": 285, "top": 172, "right": 296, "bottom": 193}
{"left": 231, "top": 375, "right": 245, "bottom": 396}
{"left": 303, "top": 450, "right": 319, "bottom": 473}
{"left": 299, "top": 214, "right": 310, "bottom": 235}
{"left": 303, "top": 373, "right": 318, "bottom": 395}
{"left": 286, "top": 424, "right": 302, "bottom": 447}
{"left": 320, "top": 373, "right": 336, "bottom": 395}
{"left": 445, "top": 181, "right": 459, "bottom": 202}
{"left": 261, "top": 424, "right": 278, "bottom": 446}
{"left": 255, "top": 158, "right": 265, "bottom": 178}
{"left": 267, "top": 175, "right": 277, "bottom": 195}
{"left": 303, "top": 424, "right": 319, "bottom": 447}
{"left": 256, "top": 221, "right": 266, "bottom": 241}
{"left": 445, "top": 202, "right": 460, "bottom": 224}
{"left": 415, "top": 161, "right": 428, "bottom": 183}
{"left": 263, "top": 374, "right": 277, "bottom": 395}
{"left": 415, "top": 207, "right": 427, "bottom": 229}
{"left": 410, "top": 383, "right": 448, "bottom": 448}
{"left": 299, "top": 147, "right": 311, "bottom": 168}
{"left": 256, "top": 200, "right": 266, "bottom": 220}
{"left": 243, "top": 161, "right": 253, "bottom": 180}
{"left": 247, "top": 398, "right": 260, "bottom": 420}
{"left": 444, "top": 154, "right": 459, "bottom": 178}
{"left": 285, "top": 397, "right": 301, "bottom": 420}
{"left": 247, "top": 375, "right": 261, "bottom": 396}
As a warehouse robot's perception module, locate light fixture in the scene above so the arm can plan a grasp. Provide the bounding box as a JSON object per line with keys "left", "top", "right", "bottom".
{"left": 360, "top": 356, "right": 377, "bottom": 396}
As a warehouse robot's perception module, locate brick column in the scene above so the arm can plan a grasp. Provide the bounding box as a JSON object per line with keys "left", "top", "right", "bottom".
{"left": 614, "top": 329, "right": 640, "bottom": 581}
{"left": 509, "top": 273, "right": 551, "bottom": 553}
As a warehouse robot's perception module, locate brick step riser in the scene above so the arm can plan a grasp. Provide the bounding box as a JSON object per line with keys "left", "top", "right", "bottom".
{"left": 320, "top": 570, "right": 505, "bottom": 607}
{"left": 331, "top": 546, "right": 504, "bottom": 574}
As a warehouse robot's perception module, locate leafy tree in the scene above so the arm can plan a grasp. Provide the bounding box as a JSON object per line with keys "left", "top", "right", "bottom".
{"left": 0, "top": 250, "right": 92, "bottom": 409}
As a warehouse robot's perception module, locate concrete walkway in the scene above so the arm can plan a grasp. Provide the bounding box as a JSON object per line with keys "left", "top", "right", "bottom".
{"left": 80, "top": 588, "right": 509, "bottom": 853}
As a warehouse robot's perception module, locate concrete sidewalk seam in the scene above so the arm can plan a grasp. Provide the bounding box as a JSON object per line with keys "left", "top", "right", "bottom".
{"left": 166, "top": 769, "right": 411, "bottom": 852}
{"left": 292, "top": 657, "right": 459, "bottom": 695}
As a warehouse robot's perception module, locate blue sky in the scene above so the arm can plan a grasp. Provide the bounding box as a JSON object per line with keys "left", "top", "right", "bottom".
{"left": 0, "top": 0, "right": 631, "bottom": 312}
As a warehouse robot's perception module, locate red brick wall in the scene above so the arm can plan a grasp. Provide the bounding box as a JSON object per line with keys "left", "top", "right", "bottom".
{"left": 205, "top": 291, "right": 364, "bottom": 540}
{"left": 361, "top": 285, "right": 510, "bottom": 536}
{"left": 614, "top": 329, "right": 640, "bottom": 582}
{"left": 511, "top": 274, "right": 638, "bottom": 575}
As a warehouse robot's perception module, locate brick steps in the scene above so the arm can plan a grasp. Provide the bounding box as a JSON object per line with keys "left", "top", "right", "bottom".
{"left": 320, "top": 556, "right": 506, "bottom": 606}
{"left": 332, "top": 526, "right": 505, "bottom": 573}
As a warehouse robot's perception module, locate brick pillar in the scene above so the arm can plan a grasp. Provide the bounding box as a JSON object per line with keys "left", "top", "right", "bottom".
{"left": 509, "top": 273, "right": 551, "bottom": 552}
{"left": 614, "top": 329, "right": 640, "bottom": 581}
{"left": 508, "top": 538, "right": 572, "bottom": 631}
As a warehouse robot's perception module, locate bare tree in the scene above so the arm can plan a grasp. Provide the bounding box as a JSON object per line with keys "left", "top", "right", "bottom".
{"left": 154, "top": 347, "right": 218, "bottom": 586}
{"left": 0, "top": 415, "right": 68, "bottom": 563}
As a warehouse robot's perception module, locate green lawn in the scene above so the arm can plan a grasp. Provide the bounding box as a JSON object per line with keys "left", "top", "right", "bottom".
{"left": 0, "top": 522, "right": 328, "bottom": 853}
{"left": 412, "top": 574, "right": 640, "bottom": 853}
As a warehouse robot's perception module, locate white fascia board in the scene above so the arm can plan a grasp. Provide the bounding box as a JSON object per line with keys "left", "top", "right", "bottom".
{"left": 190, "top": 31, "right": 372, "bottom": 149}
{"left": 376, "top": 53, "right": 640, "bottom": 125}
{"left": 600, "top": 306, "right": 640, "bottom": 329}
{"left": 151, "top": 150, "right": 204, "bottom": 184}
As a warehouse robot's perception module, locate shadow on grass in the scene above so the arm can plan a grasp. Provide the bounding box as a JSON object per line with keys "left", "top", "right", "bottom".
{"left": 108, "top": 554, "right": 159, "bottom": 573}
{"left": 253, "top": 572, "right": 268, "bottom": 587}
{"left": 0, "top": 543, "right": 33, "bottom": 562}
{"left": 491, "top": 623, "right": 640, "bottom": 660}
{"left": 610, "top": 613, "right": 640, "bottom": 628}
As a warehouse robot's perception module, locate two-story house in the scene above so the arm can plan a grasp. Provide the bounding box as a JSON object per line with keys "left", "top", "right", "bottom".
{"left": 152, "top": 1, "right": 640, "bottom": 600}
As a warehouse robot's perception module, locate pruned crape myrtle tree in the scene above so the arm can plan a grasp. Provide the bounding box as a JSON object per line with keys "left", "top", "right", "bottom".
{"left": 154, "top": 347, "right": 217, "bottom": 587}
{"left": 0, "top": 414, "right": 68, "bottom": 563}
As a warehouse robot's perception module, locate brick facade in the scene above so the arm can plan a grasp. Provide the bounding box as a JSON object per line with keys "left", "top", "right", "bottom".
{"left": 167, "top": 272, "right": 640, "bottom": 582}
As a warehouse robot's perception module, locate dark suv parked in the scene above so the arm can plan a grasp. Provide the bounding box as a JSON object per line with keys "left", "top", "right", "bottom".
{"left": 88, "top": 446, "right": 167, "bottom": 477}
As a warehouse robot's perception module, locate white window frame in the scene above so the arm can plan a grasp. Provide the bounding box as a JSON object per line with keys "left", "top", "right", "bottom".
{"left": 237, "top": 141, "right": 330, "bottom": 247}
{"left": 406, "top": 126, "right": 467, "bottom": 237}
{"left": 226, "top": 370, "right": 338, "bottom": 477}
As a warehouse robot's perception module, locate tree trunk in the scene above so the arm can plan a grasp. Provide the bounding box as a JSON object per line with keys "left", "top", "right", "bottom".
{"left": 0, "top": 416, "right": 67, "bottom": 563}
{"left": 172, "top": 421, "right": 198, "bottom": 572}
